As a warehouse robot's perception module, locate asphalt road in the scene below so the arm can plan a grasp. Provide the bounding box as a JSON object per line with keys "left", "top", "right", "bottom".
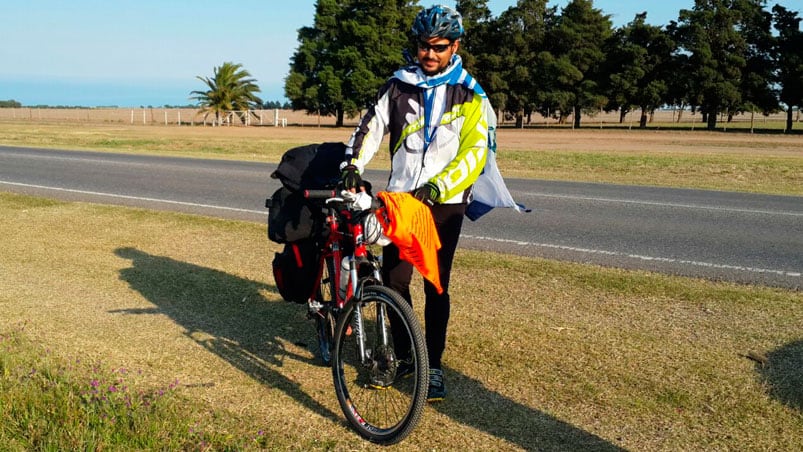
{"left": 1, "top": 145, "right": 801, "bottom": 290}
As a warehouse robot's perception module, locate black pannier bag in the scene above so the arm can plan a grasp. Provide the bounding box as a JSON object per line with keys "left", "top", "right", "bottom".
{"left": 267, "top": 142, "right": 346, "bottom": 303}
{"left": 266, "top": 142, "right": 347, "bottom": 244}
{"left": 267, "top": 186, "right": 323, "bottom": 243}
{"left": 272, "top": 240, "right": 320, "bottom": 304}
{"left": 271, "top": 142, "right": 346, "bottom": 192}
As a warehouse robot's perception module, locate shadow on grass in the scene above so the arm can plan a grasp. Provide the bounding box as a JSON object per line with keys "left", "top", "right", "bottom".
{"left": 113, "top": 247, "right": 623, "bottom": 450}
{"left": 436, "top": 367, "right": 624, "bottom": 451}
{"left": 758, "top": 340, "right": 803, "bottom": 412}
{"left": 112, "top": 247, "right": 342, "bottom": 425}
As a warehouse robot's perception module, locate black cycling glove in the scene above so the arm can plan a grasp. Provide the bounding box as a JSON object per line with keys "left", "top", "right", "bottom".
{"left": 412, "top": 182, "right": 439, "bottom": 206}
{"left": 339, "top": 164, "right": 362, "bottom": 192}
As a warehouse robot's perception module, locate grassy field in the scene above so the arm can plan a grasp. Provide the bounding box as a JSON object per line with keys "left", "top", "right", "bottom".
{"left": 0, "top": 192, "right": 802, "bottom": 450}
{"left": 0, "top": 122, "right": 802, "bottom": 449}
{"left": 1, "top": 121, "right": 802, "bottom": 195}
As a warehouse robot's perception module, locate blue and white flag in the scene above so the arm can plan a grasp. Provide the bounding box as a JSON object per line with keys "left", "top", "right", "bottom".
{"left": 466, "top": 101, "right": 530, "bottom": 221}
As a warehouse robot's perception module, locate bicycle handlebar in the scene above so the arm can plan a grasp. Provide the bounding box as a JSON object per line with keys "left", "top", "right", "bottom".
{"left": 303, "top": 189, "right": 338, "bottom": 199}
{"left": 303, "top": 189, "right": 383, "bottom": 211}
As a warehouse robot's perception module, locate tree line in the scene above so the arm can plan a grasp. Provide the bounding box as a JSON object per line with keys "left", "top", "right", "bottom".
{"left": 285, "top": 0, "right": 803, "bottom": 132}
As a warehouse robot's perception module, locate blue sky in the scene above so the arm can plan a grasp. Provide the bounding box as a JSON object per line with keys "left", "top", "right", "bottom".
{"left": 0, "top": 1, "right": 796, "bottom": 107}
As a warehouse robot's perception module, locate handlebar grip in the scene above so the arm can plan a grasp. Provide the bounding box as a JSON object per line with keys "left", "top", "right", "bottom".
{"left": 303, "top": 189, "right": 337, "bottom": 199}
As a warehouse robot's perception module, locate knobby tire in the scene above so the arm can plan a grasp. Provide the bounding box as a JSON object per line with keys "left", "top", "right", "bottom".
{"left": 331, "top": 285, "right": 428, "bottom": 445}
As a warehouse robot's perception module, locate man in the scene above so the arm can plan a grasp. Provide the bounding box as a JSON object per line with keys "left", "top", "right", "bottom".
{"left": 339, "top": 5, "right": 489, "bottom": 402}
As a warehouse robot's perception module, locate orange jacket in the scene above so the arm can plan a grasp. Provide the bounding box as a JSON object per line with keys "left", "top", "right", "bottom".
{"left": 376, "top": 192, "right": 443, "bottom": 294}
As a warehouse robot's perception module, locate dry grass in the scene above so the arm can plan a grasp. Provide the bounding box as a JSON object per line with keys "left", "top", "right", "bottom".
{"left": 1, "top": 192, "right": 801, "bottom": 450}
{"left": 1, "top": 121, "right": 801, "bottom": 195}
{"left": 1, "top": 118, "right": 802, "bottom": 448}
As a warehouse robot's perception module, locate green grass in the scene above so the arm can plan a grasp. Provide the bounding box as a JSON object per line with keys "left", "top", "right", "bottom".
{"left": 0, "top": 122, "right": 311, "bottom": 162}
{"left": 0, "top": 326, "right": 272, "bottom": 450}
{"left": 499, "top": 150, "right": 803, "bottom": 194}
{"left": 0, "top": 191, "right": 801, "bottom": 450}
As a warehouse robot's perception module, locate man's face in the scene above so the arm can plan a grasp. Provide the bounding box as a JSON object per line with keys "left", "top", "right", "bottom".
{"left": 417, "top": 37, "right": 458, "bottom": 76}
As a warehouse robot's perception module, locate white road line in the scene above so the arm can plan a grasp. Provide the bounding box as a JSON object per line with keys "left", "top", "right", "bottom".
{"left": 0, "top": 150, "right": 137, "bottom": 165}
{"left": 4, "top": 179, "right": 801, "bottom": 280}
{"left": 0, "top": 180, "right": 265, "bottom": 215}
{"left": 461, "top": 234, "right": 802, "bottom": 279}
{"left": 530, "top": 193, "right": 803, "bottom": 217}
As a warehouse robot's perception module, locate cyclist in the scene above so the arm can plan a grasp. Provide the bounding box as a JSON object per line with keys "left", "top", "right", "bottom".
{"left": 339, "top": 4, "right": 489, "bottom": 402}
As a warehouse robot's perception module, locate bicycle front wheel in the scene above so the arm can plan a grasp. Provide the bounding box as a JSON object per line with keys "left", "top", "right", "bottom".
{"left": 331, "top": 285, "right": 428, "bottom": 445}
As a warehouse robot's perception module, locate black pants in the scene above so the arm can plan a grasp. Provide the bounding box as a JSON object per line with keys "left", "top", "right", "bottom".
{"left": 383, "top": 202, "right": 465, "bottom": 370}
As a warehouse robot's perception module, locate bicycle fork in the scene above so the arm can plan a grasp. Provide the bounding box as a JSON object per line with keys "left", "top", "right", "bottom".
{"left": 351, "top": 304, "right": 392, "bottom": 365}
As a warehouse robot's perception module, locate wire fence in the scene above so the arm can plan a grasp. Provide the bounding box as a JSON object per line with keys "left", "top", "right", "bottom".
{"left": 0, "top": 107, "right": 797, "bottom": 130}
{"left": 0, "top": 108, "right": 358, "bottom": 127}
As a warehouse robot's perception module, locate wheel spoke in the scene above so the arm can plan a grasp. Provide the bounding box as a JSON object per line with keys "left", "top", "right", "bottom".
{"left": 332, "top": 286, "right": 428, "bottom": 444}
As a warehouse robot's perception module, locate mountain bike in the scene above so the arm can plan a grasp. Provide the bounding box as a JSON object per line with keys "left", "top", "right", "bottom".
{"left": 301, "top": 188, "right": 429, "bottom": 445}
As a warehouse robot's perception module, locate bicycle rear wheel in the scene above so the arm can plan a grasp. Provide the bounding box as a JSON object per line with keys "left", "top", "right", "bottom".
{"left": 331, "top": 285, "right": 428, "bottom": 445}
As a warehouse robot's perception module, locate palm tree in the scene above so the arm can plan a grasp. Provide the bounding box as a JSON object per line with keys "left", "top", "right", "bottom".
{"left": 190, "top": 62, "right": 262, "bottom": 125}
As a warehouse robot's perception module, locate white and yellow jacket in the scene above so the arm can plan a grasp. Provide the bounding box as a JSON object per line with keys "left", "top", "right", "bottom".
{"left": 346, "top": 55, "right": 489, "bottom": 205}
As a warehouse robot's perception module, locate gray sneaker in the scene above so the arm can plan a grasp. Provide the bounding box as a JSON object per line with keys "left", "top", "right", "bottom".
{"left": 427, "top": 368, "right": 447, "bottom": 402}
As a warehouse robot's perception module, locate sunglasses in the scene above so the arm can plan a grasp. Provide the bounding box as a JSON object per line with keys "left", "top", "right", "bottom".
{"left": 417, "top": 41, "right": 452, "bottom": 53}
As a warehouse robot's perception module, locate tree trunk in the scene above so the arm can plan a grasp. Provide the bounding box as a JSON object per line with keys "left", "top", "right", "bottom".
{"left": 787, "top": 107, "right": 794, "bottom": 133}
{"left": 335, "top": 109, "right": 344, "bottom": 127}
{"left": 639, "top": 107, "right": 648, "bottom": 128}
{"left": 619, "top": 108, "right": 627, "bottom": 124}
{"left": 515, "top": 111, "right": 524, "bottom": 129}
{"left": 573, "top": 105, "right": 582, "bottom": 129}
{"left": 707, "top": 111, "right": 717, "bottom": 130}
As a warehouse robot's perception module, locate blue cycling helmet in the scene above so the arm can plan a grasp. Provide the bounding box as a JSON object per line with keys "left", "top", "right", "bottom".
{"left": 412, "top": 5, "right": 464, "bottom": 40}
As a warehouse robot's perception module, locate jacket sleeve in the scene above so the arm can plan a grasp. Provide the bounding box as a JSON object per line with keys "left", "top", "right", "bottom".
{"left": 430, "top": 92, "right": 489, "bottom": 202}
{"left": 346, "top": 81, "right": 392, "bottom": 174}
